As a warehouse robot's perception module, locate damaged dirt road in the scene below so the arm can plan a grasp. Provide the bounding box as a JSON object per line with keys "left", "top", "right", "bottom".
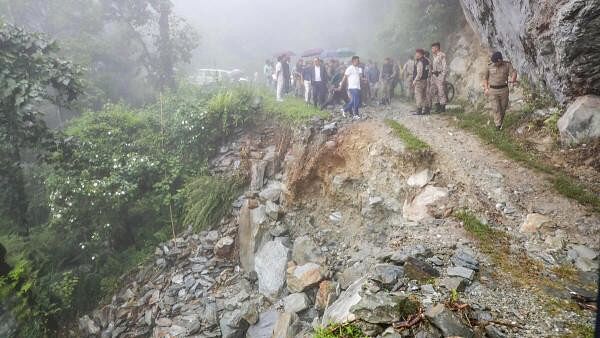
{"left": 81, "top": 99, "right": 598, "bottom": 338}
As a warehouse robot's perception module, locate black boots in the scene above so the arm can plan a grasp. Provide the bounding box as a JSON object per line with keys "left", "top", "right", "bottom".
{"left": 423, "top": 106, "right": 431, "bottom": 115}
{"left": 412, "top": 108, "right": 423, "bottom": 115}
{"left": 441, "top": 104, "right": 446, "bottom": 113}
{"left": 433, "top": 103, "right": 446, "bottom": 113}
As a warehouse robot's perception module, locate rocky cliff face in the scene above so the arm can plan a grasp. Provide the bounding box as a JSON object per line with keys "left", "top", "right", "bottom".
{"left": 459, "top": 0, "right": 600, "bottom": 103}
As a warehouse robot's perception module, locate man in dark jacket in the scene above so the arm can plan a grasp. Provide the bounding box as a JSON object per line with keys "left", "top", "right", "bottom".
{"left": 311, "top": 57, "right": 329, "bottom": 109}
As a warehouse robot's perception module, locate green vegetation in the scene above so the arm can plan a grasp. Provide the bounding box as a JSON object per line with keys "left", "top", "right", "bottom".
{"left": 562, "top": 323, "right": 594, "bottom": 338}
{"left": 182, "top": 175, "right": 245, "bottom": 232}
{"left": 385, "top": 119, "right": 430, "bottom": 151}
{"left": 262, "top": 92, "right": 330, "bottom": 123}
{"left": 450, "top": 110, "right": 600, "bottom": 212}
{"left": 315, "top": 323, "right": 366, "bottom": 338}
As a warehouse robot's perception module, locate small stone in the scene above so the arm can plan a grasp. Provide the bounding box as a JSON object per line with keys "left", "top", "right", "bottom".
{"left": 368, "top": 196, "right": 384, "bottom": 206}
{"left": 404, "top": 257, "right": 440, "bottom": 280}
{"left": 206, "top": 230, "right": 220, "bottom": 243}
{"left": 519, "top": 213, "right": 552, "bottom": 233}
{"left": 350, "top": 292, "right": 420, "bottom": 324}
{"left": 371, "top": 264, "right": 404, "bottom": 286}
{"left": 332, "top": 175, "right": 348, "bottom": 189}
{"left": 265, "top": 200, "right": 281, "bottom": 220}
{"left": 447, "top": 266, "right": 475, "bottom": 281}
{"left": 421, "top": 284, "right": 436, "bottom": 294}
{"left": 157, "top": 318, "right": 172, "bottom": 326}
{"left": 322, "top": 122, "right": 338, "bottom": 135}
{"left": 283, "top": 293, "right": 310, "bottom": 313}
{"left": 451, "top": 248, "right": 480, "bottom": 271}
{"left": 219, "top": 309, "right": 249, "bottom": 338}
{"left": 572, "top": 245, "right": 598, "bottom": 260}
{"left": 292, "top": 236, "right": 325, "bottom": 265}
{"left": 247, "top": 310, "right": 280, "bottom": 338}
{"left": 485, "top": 324, "right": 507, "bottom": 338}
{"left": 270, "top": 224, "right": 288, "bottom": 237}
{"left": 240, "top": 302, "right": 259, "bottom": 325}
{"left": 287, "top": 263, "right": 322, "bottom": 293}
{"left": 329, "top": 211, "right": 342, "bottom": 223}
{"left": 78, "top": 315, "right": 100, "bottom": 336}
{"left": 425, "top": 304, "right": 474, "bottom": 338}
{"left": 407, "top": 169, "right": 433, "bottom": 188}
{"left": 214, "top": 236, "right": 235, "bottom": 258}
{"left": 575, "top": 256, "right": 598, "bottom": 272}
{"left": 439, "top": 277, "right": 466, "bottom": 292}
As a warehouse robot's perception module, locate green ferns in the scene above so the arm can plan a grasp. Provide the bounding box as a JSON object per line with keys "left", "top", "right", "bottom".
{"left": 182, "top": 175, "right": 245, "bottom": 232}
{"left": 315, "top": 323, "right": 366, "bottom": 338}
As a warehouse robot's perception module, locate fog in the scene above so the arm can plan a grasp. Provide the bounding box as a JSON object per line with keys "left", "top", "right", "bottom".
{"left": 173, "top": 0, "right": 394, "bottom": 73}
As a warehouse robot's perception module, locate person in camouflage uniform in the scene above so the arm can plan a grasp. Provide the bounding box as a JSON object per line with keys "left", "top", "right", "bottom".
{"left": 429, "top": 42, "right": 448, "bottom": 112}
{"left": 483, "top": 51, "right": 517, "bottom": 129}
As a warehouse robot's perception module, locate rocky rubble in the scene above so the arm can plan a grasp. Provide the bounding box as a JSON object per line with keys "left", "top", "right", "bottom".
{"left": 80, "top": 119, "right": 598, "bottom": 338}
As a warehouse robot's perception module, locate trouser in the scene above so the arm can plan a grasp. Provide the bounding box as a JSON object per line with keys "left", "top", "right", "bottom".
{"left": 414, "top": 80, "right": 428, "bottom": 109}
{"left": 404, "top": 77, "right": 414, "bottom": 98}
{"left": 294, "top": 78, "right": 303, "bottom": 97}
{"left": 312, "top": 82, "right": 327, "bottom": 108}
{"left": 276, "top": 79, "right": 284, "bottom": 101}
{"left": 490, "top": 88, "right": 510, "bottom": 127}
{"left": 369, "top": 82, "right": 378, "bottom": 98}
{"left": 390, "top": 78, "right": 399, "bottom": 98}
{"left": 304, "top": 80, "right": 312, "bottom": 102}
{"left": 344, "top": 88, "right": 361, "bottom": 116}
{"left": 429, "top": 75, "right": 447, "bottom": 105}
{"left": 380, "top": 79, "right": 391, "bottom": 104}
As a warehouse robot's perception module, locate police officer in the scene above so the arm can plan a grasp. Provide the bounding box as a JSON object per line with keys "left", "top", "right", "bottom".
{"left": 483, "top": 51, "right": 517, "bottom": 129}
{"left": 403, "top": 57, "right": 415, "bottom": 99}
{"left": 412, "top": 48, "right": 430, "bottom": 115}
{"left": 430, "top": 42, "right": 448, "bottom": 112}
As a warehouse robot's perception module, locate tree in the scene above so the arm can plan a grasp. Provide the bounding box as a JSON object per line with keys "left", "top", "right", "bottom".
{"left": 101, "top": 0, "right": 199, "bottom": 91}
{"left": 0, "top": 21, "right": 82, "bottom": 233}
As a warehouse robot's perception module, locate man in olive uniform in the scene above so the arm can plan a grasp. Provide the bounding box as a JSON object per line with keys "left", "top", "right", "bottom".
{"left": 483, "top": 51, "right": 517, "bottom": 129}
{"left": 429, "top": 42, "right": 448, "bottom": 112}
{"left": 412, "top": 48, "right": 430, "bottom": 115}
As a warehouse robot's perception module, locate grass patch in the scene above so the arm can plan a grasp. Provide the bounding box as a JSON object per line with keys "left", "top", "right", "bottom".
{"left": 260, "top": 90, "right": 330, "bottom": 123}
{"left": 181, "top": 174, "right": 245, "bottom": 232}
{"left": 561, "top": 323, "right": 594, "bottom": 338}
{"left": 315, "top": 323, "right": 365, "bottom": 338}
{"left": 450, "top": 110, "right": 600, "bottom": 212}
{"left": 385, "top": 119, "right": 430, "bottom": 151}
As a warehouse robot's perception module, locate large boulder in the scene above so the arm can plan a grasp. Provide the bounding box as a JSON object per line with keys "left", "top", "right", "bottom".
{"left": 557, "top": 95, "right": 600, "bottom": 144}
{"left": 321, "top": 277, "right": 368, "bottom": 325}
{"left": 238, "top": 201, "right": 271, "bottom": 272}
{"left": 403, "top": 186, "right": 449, "bottom": 222}
{"left": 255, "top": 241, "right": 289, "bottom": 298}
{"left": 460, "top": 0, "right": 600, "bottom": 103}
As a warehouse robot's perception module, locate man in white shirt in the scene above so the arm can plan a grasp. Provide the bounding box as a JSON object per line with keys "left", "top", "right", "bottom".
{"left": 275, "top": 56, "right": 284, "bottom": 102}
{"left": 339, "top": 56, "right": 363, "bottom": 119}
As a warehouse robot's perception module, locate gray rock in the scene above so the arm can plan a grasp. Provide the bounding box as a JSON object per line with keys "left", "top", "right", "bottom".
{"left": 238, "top": 201, "right": 270, "bottom": 272}
{"left": 329, "top": 211, "right": 342, "bottom": 223}
{"left": 270, "top": 224, "right": 288, "bottom": 237}
{"left": 78, "top": 315, "right": 100, "bottom": 336}
{"left": 404, "top": 257, "right": 440, "bottom": 280}
{"left": 255, "top": 241, "right": 289, "bottom": 297}
{"left": 558, "top": 95, "right": 600, "bottom": 144}
{"left": 265, "top": 200, "right": 281, "bottom": 220}
{"left": 247, "top": 310, "right": 280, "bottom": 338}
{"left": 322, "top": 122, "right": 338, "bottom": 135}
{"left": 240, "top": 302, "right": 259, "bottom": 325}
{"left": 292, "top": 236, "right": 325, "bottom": 265}
{"left": 283, "top": 293, "right": 310, "bottom": 313}
{"left": 572, "top": 244, "right": 598, "bottom": 260}
{"left": 322, "top": 277, "right": 367, "bottom": 325}
{"left": 407, "top": 169, "right": 434, "bottom": 188}
{"left": 338, "top": 262, "right": 369, "bottom": 289}
{"left": 350, "top": 292, "right": 419, "bottom": 324}
{"left": 402, "top": 186, "right": 449, "bottom": 222}
{"left": 460, "top": 0, "right": 600, "bottom": 103}
{"left": 575, "top": 256, "right": 598, "bottom": 272}
{"left": 259, "top": 182, "right": 283, "bottom": 202}
{"left": 485, "top": 324, "right": 508, "bottom": 338}
{"left": 447, "top": 266, "right": 476, "bottom": 281}
{"left": 272, "top": 312, "right": 299, "bottom": 338}
{"left": 425, "top": 304, "right": 474, "bottom": 338}
{"left": 332, "top": 175, "right": 348, "bottom": 190}
{"left": 439, "top": 277, "right": 467, "bottom": 292}
{"left": 214, "top": 236, "right": 235, "bottom": 258}
{"left": 451, "top": 248, "right": 480, "bottom": 271}
{"left": 371, "top": 264, "right": 404, "bottom": 286}
{"left": 219, "top": 309, "right": 249, "bottom": 338}
{"left": 250, "top": 160, "right": 267, "bottom": 191}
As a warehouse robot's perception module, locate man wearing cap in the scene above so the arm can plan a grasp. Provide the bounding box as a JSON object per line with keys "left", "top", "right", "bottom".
{"left": 483, "top": 51, "right": 518, "bottom": 129}
{"left": 412, "top": 48, "right": 431, "bottom": 115}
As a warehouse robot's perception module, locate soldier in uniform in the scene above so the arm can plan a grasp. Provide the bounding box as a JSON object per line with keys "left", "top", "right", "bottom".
{"left": 429, "top": 42, "right": 448, "bottom": 112}
{"left": 483, "top": 51, "right": 517, "bottom": 129}
{"left": 412, "top": 48, "right": 430, "bottom": 115}
{"left": 403, "top": 57, "right": 415, "bottom": 99}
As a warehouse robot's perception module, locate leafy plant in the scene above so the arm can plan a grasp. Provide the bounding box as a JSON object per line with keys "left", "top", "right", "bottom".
{"left": 181, "top": 175, "right": 245, "bottom": 231}
{"left": 315, "top": 323, "right": 366, "bottom": 338}
{"left": 385, "top": 119, "right": 430, "bottom": 151}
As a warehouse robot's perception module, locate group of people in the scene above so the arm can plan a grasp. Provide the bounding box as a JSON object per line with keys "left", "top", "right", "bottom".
{"left": 264, "top": 41, "right": 518, "bottom": 129}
